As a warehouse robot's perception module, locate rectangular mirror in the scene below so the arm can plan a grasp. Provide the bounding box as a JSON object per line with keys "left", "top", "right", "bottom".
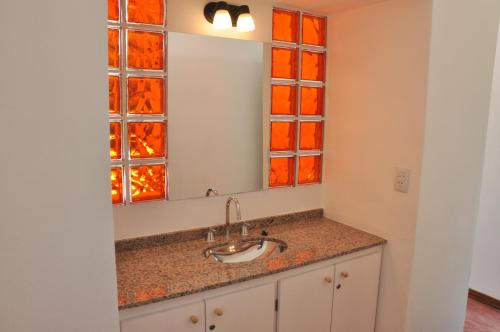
{"left": 168, "top": 32, "right": 264, "bottom": 200}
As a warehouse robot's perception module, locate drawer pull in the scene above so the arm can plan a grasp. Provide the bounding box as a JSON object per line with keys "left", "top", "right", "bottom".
{"left": 340, "top": 272, "right": 349, "bottom": 278}
{"left": 324, "top": 276, "right": 333, "bottom": 283}
{"left": 214, "top": 308, "right": 224, "bottom": 316}
{"left": 190, "top": 315, "right": 199, "bottom": 324}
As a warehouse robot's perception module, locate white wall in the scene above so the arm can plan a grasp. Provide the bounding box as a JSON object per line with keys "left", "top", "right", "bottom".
{"left": 0, "top": 1, "right": 119, "bottom": 332}
{"left": 469, "top": 21, "right": 500, "bottom": 302}
{"left": 405, "top": 0, "right": 500, "bottom": 331}
{"left": 115, "top": 185, "right": 321, "bottom": 239}
{"left": 324, "top": 1, "right": 432, "bottom": 331}
{"left": 114, "top": 0, "right": 322, "bottom": 240}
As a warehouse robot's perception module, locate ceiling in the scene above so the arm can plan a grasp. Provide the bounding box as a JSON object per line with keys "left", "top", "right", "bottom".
{"left": 272, "top": 0, "right": 390, "bottom": 14}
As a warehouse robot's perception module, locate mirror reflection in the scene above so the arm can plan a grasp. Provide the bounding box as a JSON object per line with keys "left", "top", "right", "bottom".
{"left": 167, "top": 32, "right": 264, "bottom": 200}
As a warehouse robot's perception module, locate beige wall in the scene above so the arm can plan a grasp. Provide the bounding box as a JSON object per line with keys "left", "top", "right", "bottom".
{"left": 113, "top": 0, "right": 323, "bottom": 240}
{"left": 115, "top": 185, "right": 322, "bottom": 239}
{"left": 406, "top": 1, "right": 500, "bottom": 330}
{"left": 470, "top": 21, "right": 500, "bottom": 301}
{"left": 325, "top": 0, "right": 500, "bottom": 330}
{"left": 0, "top": 0, "right": 119, "bottom": 331}
{"left": 323, "top": 1, "right": 432, "bottom": 331}
{"left": 168, "top": 0, "right": 272, "bottom": 42}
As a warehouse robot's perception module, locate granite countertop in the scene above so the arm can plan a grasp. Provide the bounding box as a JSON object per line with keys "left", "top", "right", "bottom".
{"left": 115, "top": 210, "right": 386, "bottom": 310}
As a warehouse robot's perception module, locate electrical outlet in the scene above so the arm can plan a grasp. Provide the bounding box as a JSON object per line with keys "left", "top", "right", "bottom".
{"left": 394, "top": 168, "right": 410, "bottom": 193}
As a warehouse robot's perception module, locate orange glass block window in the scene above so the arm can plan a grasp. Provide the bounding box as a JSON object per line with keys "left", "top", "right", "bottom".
{"left": 128, "top": 0, "right": 165, "bottom": 25}
{"left": 108, "top": 0, "right": 167, "bottom": 204}
{"left": 269, "top": 157, "right": 295, "bottom": 187}
{"left": 301, "top": 51, "right": 325, "bottom": 82}
{"left": 272, "top": 47, "right": 298, "bottom": 80}
{"left": 128, "top": 122, "right": 166, "bottom": 158}
{"left": 109, "top": 122, "right": 122, "bottom": 159}
{"left": 302, "top": 14, "right": 327, "bottom": 46}
{"left": 108, "top": 28, "right": 120, "bottom": 68}
{"left": 299, "top": 121, "right": 323, "bottom": 150}
{"left": 298, "top": 155, "right": 322, "bottom": 184}
{"left": 108, "top": 0, "right": 119, "bottom": 21}
{"left": 271, "top": 8, "right": 326, "bottom": 189}
{"left": 271, "top": 85, "right": 297, "bottom": 116}
{"left": 111, "top": 167, "right": 124, "bottom": 204}
{"left": 300, "top": 86, "right": 324, "bottom": 116}
{"left": 128, "top": 77, "right": 165, "bottom": 114}
{"left": 130, "top": 164, "right": 166, "bottom": 202}
{"left": 109, "top": 75, "right": 121, "bottom": 115}
{"left": 272, "top": 8, "right": 299, "bottom": 43}
{"left": 127, "top": 30, "right": 164, "bottom": 70}
{"left": 271, "top": 121, "right": 297, "bottom": 152}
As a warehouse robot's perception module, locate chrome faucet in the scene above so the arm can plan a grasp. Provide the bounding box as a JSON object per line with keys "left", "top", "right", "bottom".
{"left": 205, "top": 188, "right": 219, "bottom": 197}
{"left": 225, "top": 197, "right": 241, "bottom": 241}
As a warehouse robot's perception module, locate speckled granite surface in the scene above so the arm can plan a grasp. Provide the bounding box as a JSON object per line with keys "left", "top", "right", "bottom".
{"left": 116, "top": 211, "right": 386, "bottom": 310}
{"left": 115, "top": 209, "right": 323, "bottom": 252}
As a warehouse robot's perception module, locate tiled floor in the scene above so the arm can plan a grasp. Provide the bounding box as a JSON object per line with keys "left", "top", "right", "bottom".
{"left": 464, "top": 298, "right": 500, "bottom": 332}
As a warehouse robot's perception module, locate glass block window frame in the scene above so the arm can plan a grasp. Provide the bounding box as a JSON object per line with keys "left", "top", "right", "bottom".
{"left": 270, "top": 8, "right": 327, "bottom": 188}
{"left": 108, "top": 0, "right": 168, "bottom": 204}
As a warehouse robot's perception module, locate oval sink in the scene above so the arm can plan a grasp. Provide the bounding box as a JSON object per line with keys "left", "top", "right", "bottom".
{"left": 204, "top": 237, "right": 287, "bottom": 264}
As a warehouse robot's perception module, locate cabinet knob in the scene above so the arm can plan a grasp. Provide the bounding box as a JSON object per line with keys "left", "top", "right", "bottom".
{"left": 214, "top": 308, "right": 224, "bottom": 316}
{"left": 324, "top": 276, "right": 333, "bottom": 283}
{"left": 190, "top": 315, "right": 199, "bottom": 324}
{"left": 340, "top": 272, "right": 349, "bottom": 278}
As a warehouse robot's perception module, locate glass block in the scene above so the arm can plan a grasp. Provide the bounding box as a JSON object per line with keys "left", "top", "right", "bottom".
{"left": 128, "top": 0, "right": 165, "bottom": 25}
{"left": 109, "top": 122, "right": 122, "bottom": 160}
{"left": 108, "top": 28, "right": 120, "bottom": 68}
{"left": 271, "top": 85, "right": 297, "bottom": 116}
{"left": 272, "top": 47, "right": 298, "bottom": 80}
{"left": 269, "top": 157, "right": 295, "bottom": 187}
{"left": 271, "top": 121, "right": 297, "bottom": 152}
{"left": 302, "top": 14, "right": 327, "bottom": 46}
{"left": 111, "top": 167, "right": 123, "bottom": 204}
{"left": 127, "top": 30, "right": 164, "bottom": 70}
{"left": 128, "top": 122, "right": 166, "bottom": 158}
{"left": 109, "top": 75, "right": 121, "bottom": 115}
{"left": 108, "top": 0, "right": 119, "bottom": 21}
{"left": 130, "top": 164, "right": 166, "bottom": 202}
{"left": 299, "top": 121, "right": 323, "bottom": 150}
{"left": 300, "top": 86, "right": 324, "bottom": 116}
{"left": 128, "top": 77, "right": 165, "bottom": 114}
{"left": 301, "top": 51, "right": 326, "bottom": 82}
{"left": 272, "top": 8, "right": 299, "bottom": 43}
{"left": 298, "top": 155, "right": 322, "bottom": 184}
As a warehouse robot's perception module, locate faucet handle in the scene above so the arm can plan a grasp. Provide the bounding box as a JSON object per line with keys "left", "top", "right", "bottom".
{"left": 206, "top": 188, "right": 219, "bottom": 197}
{"left": 207, "top": 227, "right": 217, "bottom": 243}
{"left": 241, "top": 223, "right": 250, "bottom": 237}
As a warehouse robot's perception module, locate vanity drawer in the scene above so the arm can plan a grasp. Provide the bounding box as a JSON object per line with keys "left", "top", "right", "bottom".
{"left": 121, "top": 301, "right": 205, "bottom": 332}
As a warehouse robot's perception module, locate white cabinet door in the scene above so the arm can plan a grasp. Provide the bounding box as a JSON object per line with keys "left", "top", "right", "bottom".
{"left": 277, "top": 265, "right": 335, "bottom": 332}
{"left": 121, "top": 301, "right": 205, "bottom": 332}
{"left": 205, "top": 282, "right": 276, "bottom": 332}
{"left": 331, "top": 252, "right": 381, "bottom": 332}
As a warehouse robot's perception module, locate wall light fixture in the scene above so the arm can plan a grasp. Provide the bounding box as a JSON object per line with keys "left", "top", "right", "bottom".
{"left": 204, "top": 2, "right": 256, "bottom": 32}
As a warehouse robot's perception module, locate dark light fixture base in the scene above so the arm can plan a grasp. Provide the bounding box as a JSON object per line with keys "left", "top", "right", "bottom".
{"left": 204, "top": 1, "right": 251, "bottom": 27}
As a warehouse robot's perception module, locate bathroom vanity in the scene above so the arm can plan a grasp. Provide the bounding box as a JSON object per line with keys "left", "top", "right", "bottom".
{"left": 116, "top": 210, "right": 385, "bottom": 332}
{"left": 113, "top": 18, "right": 384, "bottom": 332}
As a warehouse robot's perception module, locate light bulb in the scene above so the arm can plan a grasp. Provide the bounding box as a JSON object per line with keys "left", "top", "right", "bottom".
{"left": 213, "top": 9, "right": 232, "bottom": 29}
{"left": 236, "top": 13, "right": 255, "bottom": 32}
